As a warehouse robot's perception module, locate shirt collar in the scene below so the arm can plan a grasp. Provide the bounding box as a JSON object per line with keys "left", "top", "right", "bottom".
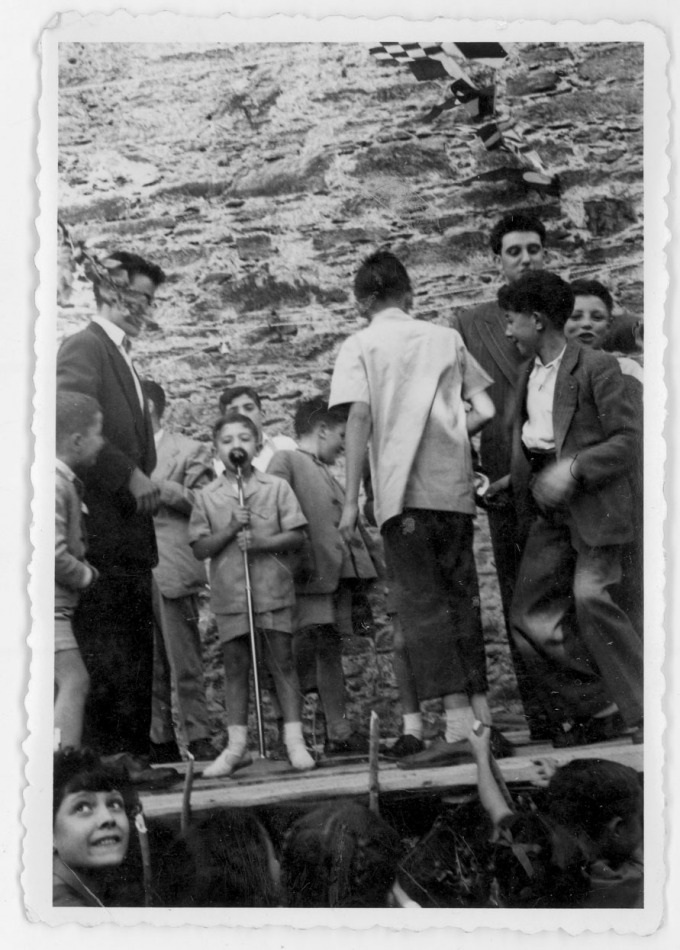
{"left": 534, "top": 345, "right": 566, "bottom": 371}
{"left": 370, "top": 307, "right": 413, "bottom": 325}
{"left": 56, "top": 458, "right": 77, "bottom": 481}
{"left": 92, "top": 314, "right": 127, "bottom": 348}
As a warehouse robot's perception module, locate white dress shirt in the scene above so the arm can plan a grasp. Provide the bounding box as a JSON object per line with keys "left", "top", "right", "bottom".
{"left": 91, "top": 315, "right": 144, "bottom": 409}
{"left": 521, "top": 347, "right": 566, "bottom": 452}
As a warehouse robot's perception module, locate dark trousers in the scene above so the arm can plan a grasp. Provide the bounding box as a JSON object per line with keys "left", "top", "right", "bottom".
{"left": 74, "top": 570, "right": 154, "bottom": 757}
{"left": 510, "top": 513, "right": 643, "bottom": 727}
{"left": 383, "top": 509, "right": 488, "bottom": 701}
{"left": 486, "top": 502, "right": 550, "bottom": 731}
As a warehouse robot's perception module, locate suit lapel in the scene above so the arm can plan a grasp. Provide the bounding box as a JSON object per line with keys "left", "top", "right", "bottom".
{"left": 553, "top": 344, "right": 580, "bottom": 456}
{"left": 88, "top": 322, "right": 152, "bottom": 458}
{"left": 476, "top": 306, "right": 521, "bottom": 388}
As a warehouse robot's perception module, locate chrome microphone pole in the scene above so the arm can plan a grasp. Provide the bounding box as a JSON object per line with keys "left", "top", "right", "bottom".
{"left": 230, "top": 449, "right": 267, "bottom": 760}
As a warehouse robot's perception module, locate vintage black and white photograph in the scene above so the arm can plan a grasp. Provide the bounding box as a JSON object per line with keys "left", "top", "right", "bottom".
{"left": 24, "top": 8, "right": 668, "bottom": 935}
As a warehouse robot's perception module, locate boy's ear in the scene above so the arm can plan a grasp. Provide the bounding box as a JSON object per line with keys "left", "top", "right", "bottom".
{"left": 532, "top": 311, "right": 546, "bottom": 332}
{"left": 605, "top": 815, "right": 624, "bottom": 837}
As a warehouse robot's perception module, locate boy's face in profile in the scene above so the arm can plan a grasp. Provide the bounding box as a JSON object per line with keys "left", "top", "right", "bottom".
{"left": 318, "top": 422, "right": 346, "bottom": 465}
{"left": 504, "top": 309, "right": 541, "bottom": 358}
{"left": 563, "top": 295, "right": 612, "bottom": 350}
{"left": 76, "top": 412, "right": 104, "bottom": 469}
{"left": 215, "top": 421, "right": 257, "bottom": 473}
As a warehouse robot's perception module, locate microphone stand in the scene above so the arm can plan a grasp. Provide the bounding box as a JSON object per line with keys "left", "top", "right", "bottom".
{"left": 233, "top": 456, "right": 268, "bottom": 760}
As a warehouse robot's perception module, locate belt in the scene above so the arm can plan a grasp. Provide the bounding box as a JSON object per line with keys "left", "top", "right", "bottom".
{"left": 523, "top": 448, "right": 557, "bottom": 473}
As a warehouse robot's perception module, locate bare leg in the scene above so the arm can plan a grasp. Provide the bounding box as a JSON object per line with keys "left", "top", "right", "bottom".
{"left": 54, "top": 649, "right": 90, "bottom": 749}
{"left": 221, "top": 638, "right": 251, "bottom": 726}
{"left": 262, "top": 630, "right": 302, "bottom": 723}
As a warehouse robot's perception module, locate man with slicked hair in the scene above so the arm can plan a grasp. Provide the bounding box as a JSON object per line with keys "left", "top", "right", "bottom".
{"left": 450, "top": 211, "right": 549, "bottom": 739}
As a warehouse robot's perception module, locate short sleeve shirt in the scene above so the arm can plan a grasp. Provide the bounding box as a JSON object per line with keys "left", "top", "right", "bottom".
{"left": 329, "top": 308, "right": 493, "bottom": 527}
{"left": 189, "top": 470, "right": 307, "bottom": 614}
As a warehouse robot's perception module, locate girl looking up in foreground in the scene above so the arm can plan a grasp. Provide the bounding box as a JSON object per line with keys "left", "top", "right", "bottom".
{"left": 190, "top": 412, "right": 315, "bottom": 777}
{"left": 53, "top": 748, "right": 138, "bottom": 907}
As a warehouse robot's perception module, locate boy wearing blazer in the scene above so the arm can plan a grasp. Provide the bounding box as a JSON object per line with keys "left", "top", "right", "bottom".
{"left": 501, "top": 271, "right": 643, "bottom": 747}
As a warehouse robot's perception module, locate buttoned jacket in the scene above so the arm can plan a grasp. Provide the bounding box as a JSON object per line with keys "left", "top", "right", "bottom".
{"left": 511, "top": 341, "right": 640, "bottom": 547}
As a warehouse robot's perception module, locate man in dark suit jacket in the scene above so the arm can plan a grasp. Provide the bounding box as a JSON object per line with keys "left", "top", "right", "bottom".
{"left": 57, "top": 251, "right": 176, "bottom": 777}
{"left": 142, "top": 380, "right": 215, "bottom": 763}
{"left": 449, "top": 211, "right": 547, "bottom": 736}
{"left": 502, "top": 271, "right": 643, "bottom": 747}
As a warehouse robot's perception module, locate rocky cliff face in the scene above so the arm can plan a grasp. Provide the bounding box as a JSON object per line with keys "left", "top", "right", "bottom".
{"left": 57, "top": 41, "right": 643, "bottom": 746}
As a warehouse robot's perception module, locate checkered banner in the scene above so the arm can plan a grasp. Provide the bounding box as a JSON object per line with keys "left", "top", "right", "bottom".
{"left": 369, "top": 42, "right": 474, "bottom": 81}
{"left": 368, "top": 42, "right": 558, "bottom": 197}
{"left": 369, "top": 42, "right": 508, "bottom": 77}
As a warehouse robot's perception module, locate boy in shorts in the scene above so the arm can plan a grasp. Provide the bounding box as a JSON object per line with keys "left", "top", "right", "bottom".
{"left": 189, "top": 412, "right": 315, "bottom": 777}
{"left": 269, "top": 396, "right": 377, "bottom": 755}
{"left": 55, "top": 392, "right": 104, "bottom": 748}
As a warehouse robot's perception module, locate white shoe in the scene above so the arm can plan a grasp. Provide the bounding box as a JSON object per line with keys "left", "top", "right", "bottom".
{"left": 286, "top": 744, "right": 316, "bottom": 771}
{"left": 202, "top": 747, "right": 253, "bottom": 779}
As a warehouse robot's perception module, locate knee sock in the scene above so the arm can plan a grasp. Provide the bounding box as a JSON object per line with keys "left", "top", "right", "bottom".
{"left": 226, "top": 724, "right": 248, "bottom": 756}
{"left": 284, "top": 721, "right": 315, "bottom": 770}
{"left": 403, "top": 712, "right": 423, "bottom": 740}
{"left": 445, "top": 706, "right": 474, "bottom": 743}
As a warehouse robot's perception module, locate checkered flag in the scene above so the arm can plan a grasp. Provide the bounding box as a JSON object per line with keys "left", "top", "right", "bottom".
{"left": 369, "top": 42, "right": 474, "bottom": 81}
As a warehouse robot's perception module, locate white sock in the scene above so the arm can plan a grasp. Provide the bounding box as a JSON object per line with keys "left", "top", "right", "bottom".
{"left": 403, "top": 712, "right": 423, "bottom": 740}
{"left": 226, "top": 724, "right": 248, "bottom": 756}
{"left": 284, "top": 721, "right": 315, "bottom": 770}
{"left": 445, "top": 706, "right": 474, "bottom": 743}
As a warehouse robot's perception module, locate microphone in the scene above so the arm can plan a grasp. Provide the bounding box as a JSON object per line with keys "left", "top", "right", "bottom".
{"left": 228, "top": 447, "right": 248, "bottom": 468}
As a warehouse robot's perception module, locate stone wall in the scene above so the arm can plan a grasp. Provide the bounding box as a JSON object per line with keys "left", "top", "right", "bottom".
{"left": 57, "top": 41, "right": 643, "bottom": 747}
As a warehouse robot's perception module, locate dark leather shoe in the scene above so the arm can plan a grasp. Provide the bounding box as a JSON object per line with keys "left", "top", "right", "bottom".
{"left": 382, "top": 734, "right": 425, "bottom": 759}
{"left": 324, "top": 731, "right": 370, "bottom": 756}
{"left": 187, "top": 738, "right": 216, "bottom": 761}
{"left": 397, "top": 736, "right": 472, "bottom": 770}
{"left": 397, "top": 727, "right": 514, "bottom": 770}
{"left": 552, "top": 712, "right": 628, "bottom": 748}
{"left": 149, "top": 740, "right": 181, "bottom": 764}
{"left": 103, "top": 752, "right": 181, "bottom": 789}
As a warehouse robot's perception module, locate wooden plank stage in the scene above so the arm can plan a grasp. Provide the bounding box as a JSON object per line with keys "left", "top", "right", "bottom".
{"left": 140, "top": 733, "right": 643, "bottom": 820}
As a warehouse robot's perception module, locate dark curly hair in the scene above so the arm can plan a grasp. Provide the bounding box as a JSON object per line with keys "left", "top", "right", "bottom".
{"left": 53, "top": 747, "right": 138, "bottom": 822}
{"left": 489, "top": 212, "right": 547, "bottom": 255}
{"left": 282, "top": 801, "right": 401, "bottom": 907}
{"left": 545, "top": 758, "right": 642, "bottom": 843}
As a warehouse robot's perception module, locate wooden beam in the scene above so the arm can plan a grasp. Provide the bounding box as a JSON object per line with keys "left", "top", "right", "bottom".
{"left": 140, "top": 740, "right": 643, "bottom": 820}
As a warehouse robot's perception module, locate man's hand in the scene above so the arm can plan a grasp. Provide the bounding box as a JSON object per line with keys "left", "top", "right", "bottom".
{"left": 532, "top": 458, "right": 578, "bottom": 512}
{"left": 338, "top": 501, "right": 359, "bottom": 544}
{"left": 237, "top": 528, "right": 254, "bottom": 552}
{"left": 128, "top": 468, "right": 160, "bottom": 515}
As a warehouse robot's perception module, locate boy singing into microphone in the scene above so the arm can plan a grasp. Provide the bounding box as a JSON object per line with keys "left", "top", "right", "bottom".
{"left": 189, "top": 412, "right": 314, "bottom": 777}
